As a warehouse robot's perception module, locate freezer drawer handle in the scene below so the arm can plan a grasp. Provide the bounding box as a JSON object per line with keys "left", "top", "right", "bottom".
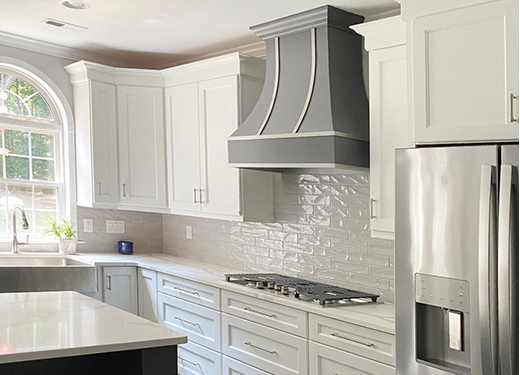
{"left": 244, "top": 341, "right": 277, "bottom": 354}
{"left": 174, "top": 316, "right": 200, "bottom": 326}
{"left": 178, "top": 355, "right": 201, "bottom": 368}
{"left": 330, "top": 332, "right": 375, "bottom": 347}
{"left": 173, "top": 286, "right": 200, "bottom": 297}
{"left": 244, "top": 306, "right": 276, "bottom": 318}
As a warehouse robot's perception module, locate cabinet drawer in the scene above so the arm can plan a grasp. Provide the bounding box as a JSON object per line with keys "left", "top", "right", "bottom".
{"left": 178, "top": 341, "right": 221, "bottom": 375}
{"left": 158, "top": 273, "right": 220, "bottom": 309}
{"left": 222, "top": 290, "right": 307, "bottom": 337}
{"left": 310, "top": 314, "right": 395, "bottom": 366}
{"left": 158, "top": 293, "right": 221, "bottom": 351}
{"left": 310, "top": 341, "right": 395, "bottom": 375}
{"left": 222, "top": 313, "right": 307, "bottom": 375}
{"left": 222, "top": 355, "right": 270, "bottom": 375}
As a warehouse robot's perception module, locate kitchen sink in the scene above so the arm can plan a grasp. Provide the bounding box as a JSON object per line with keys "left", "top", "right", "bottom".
{"left": 0, "top": 255, "right": 97, "bottom": 293}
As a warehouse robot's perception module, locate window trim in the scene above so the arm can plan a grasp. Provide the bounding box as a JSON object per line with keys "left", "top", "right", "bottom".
{"left": 0, "top": 57, "right": 77, "bottom": 245}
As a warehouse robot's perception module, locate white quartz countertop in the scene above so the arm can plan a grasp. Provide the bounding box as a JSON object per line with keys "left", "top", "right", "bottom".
{"left": 0, "top": 291, "right": 187, "bottom": 364}
{"left": 73, "top": 253, "right": 396, "bottom": 334}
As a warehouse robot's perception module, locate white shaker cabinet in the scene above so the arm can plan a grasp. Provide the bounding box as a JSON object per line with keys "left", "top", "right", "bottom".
{"left": 164, "top": 53, "right": 274, "bottom": 222}
{"left": 352, "top": 16, "right": 411, "bottom": 240}
{"left": 64, "top": 62, "right": 120, "bottom": 208}
{"left": 138, "top": 268, "right": 158, "bottom": 323}
{"left": 118, "top": 86, "right": 168, "bottom": 212}
{"left": 400, "top": 0, "right": 519, "bottom": 143}
{"left": 102, "top": 266, "right": 138, "bottom": 315}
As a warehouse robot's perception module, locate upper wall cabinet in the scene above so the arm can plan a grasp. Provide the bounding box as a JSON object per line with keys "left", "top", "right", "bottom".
{"left": 398, "top": 0, "right": 519, "bottom": 144}
{"left": 352, "top": 17, "right": 411, "bottom": 240}
{"left": 65, "top": 65, "right": 119, "bottom": 208}
{"left": 65, "top": 61, "right": 168, "bottom": 213}
{"left": 164, "top": 54, "right": 274, "bottom": 222}
{"left": 117, "top": 85, "right": 167, "bottom": 212}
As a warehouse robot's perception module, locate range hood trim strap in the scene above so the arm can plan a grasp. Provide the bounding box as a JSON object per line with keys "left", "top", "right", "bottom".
{"left": 257, "top": 37, "right": 280, "bottom": 136}
{"left": 292, "top": 28, "right": 317, "bottom": 134}
{"left": 228, "top": 130, "right": 369, "bottom": 143}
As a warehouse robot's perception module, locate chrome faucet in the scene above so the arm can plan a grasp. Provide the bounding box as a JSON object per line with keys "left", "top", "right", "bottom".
{"left": 12, "top": 207, "right": 29, "bottom": 254}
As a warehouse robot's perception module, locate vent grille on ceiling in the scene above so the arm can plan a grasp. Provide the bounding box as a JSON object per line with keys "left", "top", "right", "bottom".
{"left": 41, "top": 18, "right": 88, "bottom": 32}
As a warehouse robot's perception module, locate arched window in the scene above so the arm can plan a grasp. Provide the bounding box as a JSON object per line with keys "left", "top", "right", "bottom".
{"left": 0, "top": 68, "right": 65, "bottom": 236}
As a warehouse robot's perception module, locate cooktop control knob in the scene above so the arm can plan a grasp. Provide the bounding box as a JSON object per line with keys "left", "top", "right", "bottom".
{"left": 281, "top": 285, "right": 290, "bottom": 295}
{"left": 267, "top": 282, "right": 275, "bottom": 289}
{"left": 274, "top": 284, "right": 282, "bottom": 291}
{"left": 256, "top": 281, "right": 265, "bottom": 289}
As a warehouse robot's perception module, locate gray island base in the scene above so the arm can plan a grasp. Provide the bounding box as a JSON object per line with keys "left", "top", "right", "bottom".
{"left": 0, "top": 345, "right": 177, "bottom": 375}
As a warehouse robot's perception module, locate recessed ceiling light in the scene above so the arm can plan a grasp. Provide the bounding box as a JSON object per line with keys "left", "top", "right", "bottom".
{"left": 61, "top": 0, "right": 91, "bottom": 10}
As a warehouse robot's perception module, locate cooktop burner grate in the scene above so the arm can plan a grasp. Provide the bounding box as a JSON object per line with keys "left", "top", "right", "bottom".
{"left": 225, "top": 273, "right": 379, "bottom": 305}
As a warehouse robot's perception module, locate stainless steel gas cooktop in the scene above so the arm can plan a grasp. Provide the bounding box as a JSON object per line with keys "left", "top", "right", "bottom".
{"left": 225, "top": 273, "right": 379, "bottom": 306}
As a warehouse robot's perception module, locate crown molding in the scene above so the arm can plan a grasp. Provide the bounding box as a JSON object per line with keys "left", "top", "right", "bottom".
{"left": 156, "top": 41, "right": 266, "bottom": 70}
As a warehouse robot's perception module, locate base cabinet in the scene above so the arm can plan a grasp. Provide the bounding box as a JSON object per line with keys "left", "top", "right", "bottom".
{"left": 138, "top": 268, "right": 158, "bottom": 322}
{"left": 309, "top": 341, "right": 395, "bottom": 375}
{"left": 222, "top": 356, "right": 270, "bottom": 375}
{"left": 102, "top": 266, "right": 138, "bottom": 315}
{"left": 178, "top": 341, "right": 221, "bottom": 375}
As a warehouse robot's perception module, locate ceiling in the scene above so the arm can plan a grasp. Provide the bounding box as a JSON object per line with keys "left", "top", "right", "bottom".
{"left": 1, "top": 0, "right": 400, "bottom": 69}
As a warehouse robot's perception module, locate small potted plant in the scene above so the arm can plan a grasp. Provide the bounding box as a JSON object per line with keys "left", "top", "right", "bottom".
{"left": 45, "top": 216, "right": 77, "bottom": 254}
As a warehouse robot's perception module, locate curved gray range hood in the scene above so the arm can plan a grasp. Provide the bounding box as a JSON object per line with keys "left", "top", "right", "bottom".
{"left": 228, "top": 6, "right": 369, "bottom": 171}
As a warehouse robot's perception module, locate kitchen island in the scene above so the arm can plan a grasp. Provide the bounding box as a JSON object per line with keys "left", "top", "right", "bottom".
{"left": 0, "top": 291, "right": 187, "bottom": 375}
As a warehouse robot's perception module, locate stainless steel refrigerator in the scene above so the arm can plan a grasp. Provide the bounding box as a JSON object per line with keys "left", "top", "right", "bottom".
{"left": 395, "top": 145, "right": 518, "bottom": 375}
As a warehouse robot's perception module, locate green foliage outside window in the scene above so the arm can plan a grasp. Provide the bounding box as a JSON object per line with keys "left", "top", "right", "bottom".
{"left": 0, "top": 73, "right": 53, "bottom": 120}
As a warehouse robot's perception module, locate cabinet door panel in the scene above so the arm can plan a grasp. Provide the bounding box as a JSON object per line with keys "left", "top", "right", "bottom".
{"left": 138, "top": 268, "right": 157, "bottom": 322}
{"left": 118, "top": 86, "right": 167, "bottom": 209}
{"left": 309, "top": 341, "right": 395, "bottom": 375}
{"left": 199, "top": 77, "right": 241, "bottom": 216}
{"left": 413, "top": 0, "right": 519, "bottom": 143}
{"left": 166, "top": 84, "right": 202, "bottom": 213}
{"left": 369, "top": 46, "right": 409, "bottom": 239}
{"left": 90, "top": 81, "right": 119, "bottom": 204}
{"left": 103, "top": 266, "right": 138, "bottom": 314}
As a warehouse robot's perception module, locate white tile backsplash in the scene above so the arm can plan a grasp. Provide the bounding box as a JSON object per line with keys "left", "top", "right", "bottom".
{"left": 77, "top": 207, "right": 163, "bottom": 253}
{"left": 162, "top": 172, "right": 395, "bottom": 303}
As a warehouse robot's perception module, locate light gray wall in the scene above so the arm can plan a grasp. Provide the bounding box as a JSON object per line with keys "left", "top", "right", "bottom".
{"left": 163, "top": 172, "right": 395, "bottom": 303}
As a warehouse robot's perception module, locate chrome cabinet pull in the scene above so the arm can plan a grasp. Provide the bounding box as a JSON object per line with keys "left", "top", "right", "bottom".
{"left": 178, "top": 356, "right": 200, "bottom": 367}
{"left": 244, "top": 306, "right": 276, "bottom": 318}
{"left": 174, "top": 316, "right": 200, "bottom": 326}
{"left": 330, "top": 332, "right": 375, "bottom": 347}
{"left": 122, "top": 183, "right": 127, "bottom": 197}
{"left": 107, "top": 275, "right": 112, "bottom": 291}
{"left": 510, "top": 93, "right": 518, "bottom": 123}
{"left": 194, "top": 188, "right": 199, "bottom": 203}
{"left": 97, "top": 182, "right": 102, "bottom": 196}
{"left": 199, "top": 189, "right": 205, "bottom": 204}
{"left": 173, "top": 286, "right": 200, "bottom": 297}
{"left": 370, "top": 198, "right": 376, "bottom": 219}
{"left": 243, "top": 341, "right": 277, "bottom": 354}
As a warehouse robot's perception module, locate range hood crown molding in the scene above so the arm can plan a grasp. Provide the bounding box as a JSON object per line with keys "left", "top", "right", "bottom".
{"left": 251, "top": 5, "right": 363, "bottom": 40}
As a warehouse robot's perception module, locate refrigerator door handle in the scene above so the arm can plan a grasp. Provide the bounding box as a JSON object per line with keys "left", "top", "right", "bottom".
{"left": 478, "top": 165, "right": 498, "bottom": 375}
{"left": 498, "top": 165, "right": 515, "bottom": 375}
